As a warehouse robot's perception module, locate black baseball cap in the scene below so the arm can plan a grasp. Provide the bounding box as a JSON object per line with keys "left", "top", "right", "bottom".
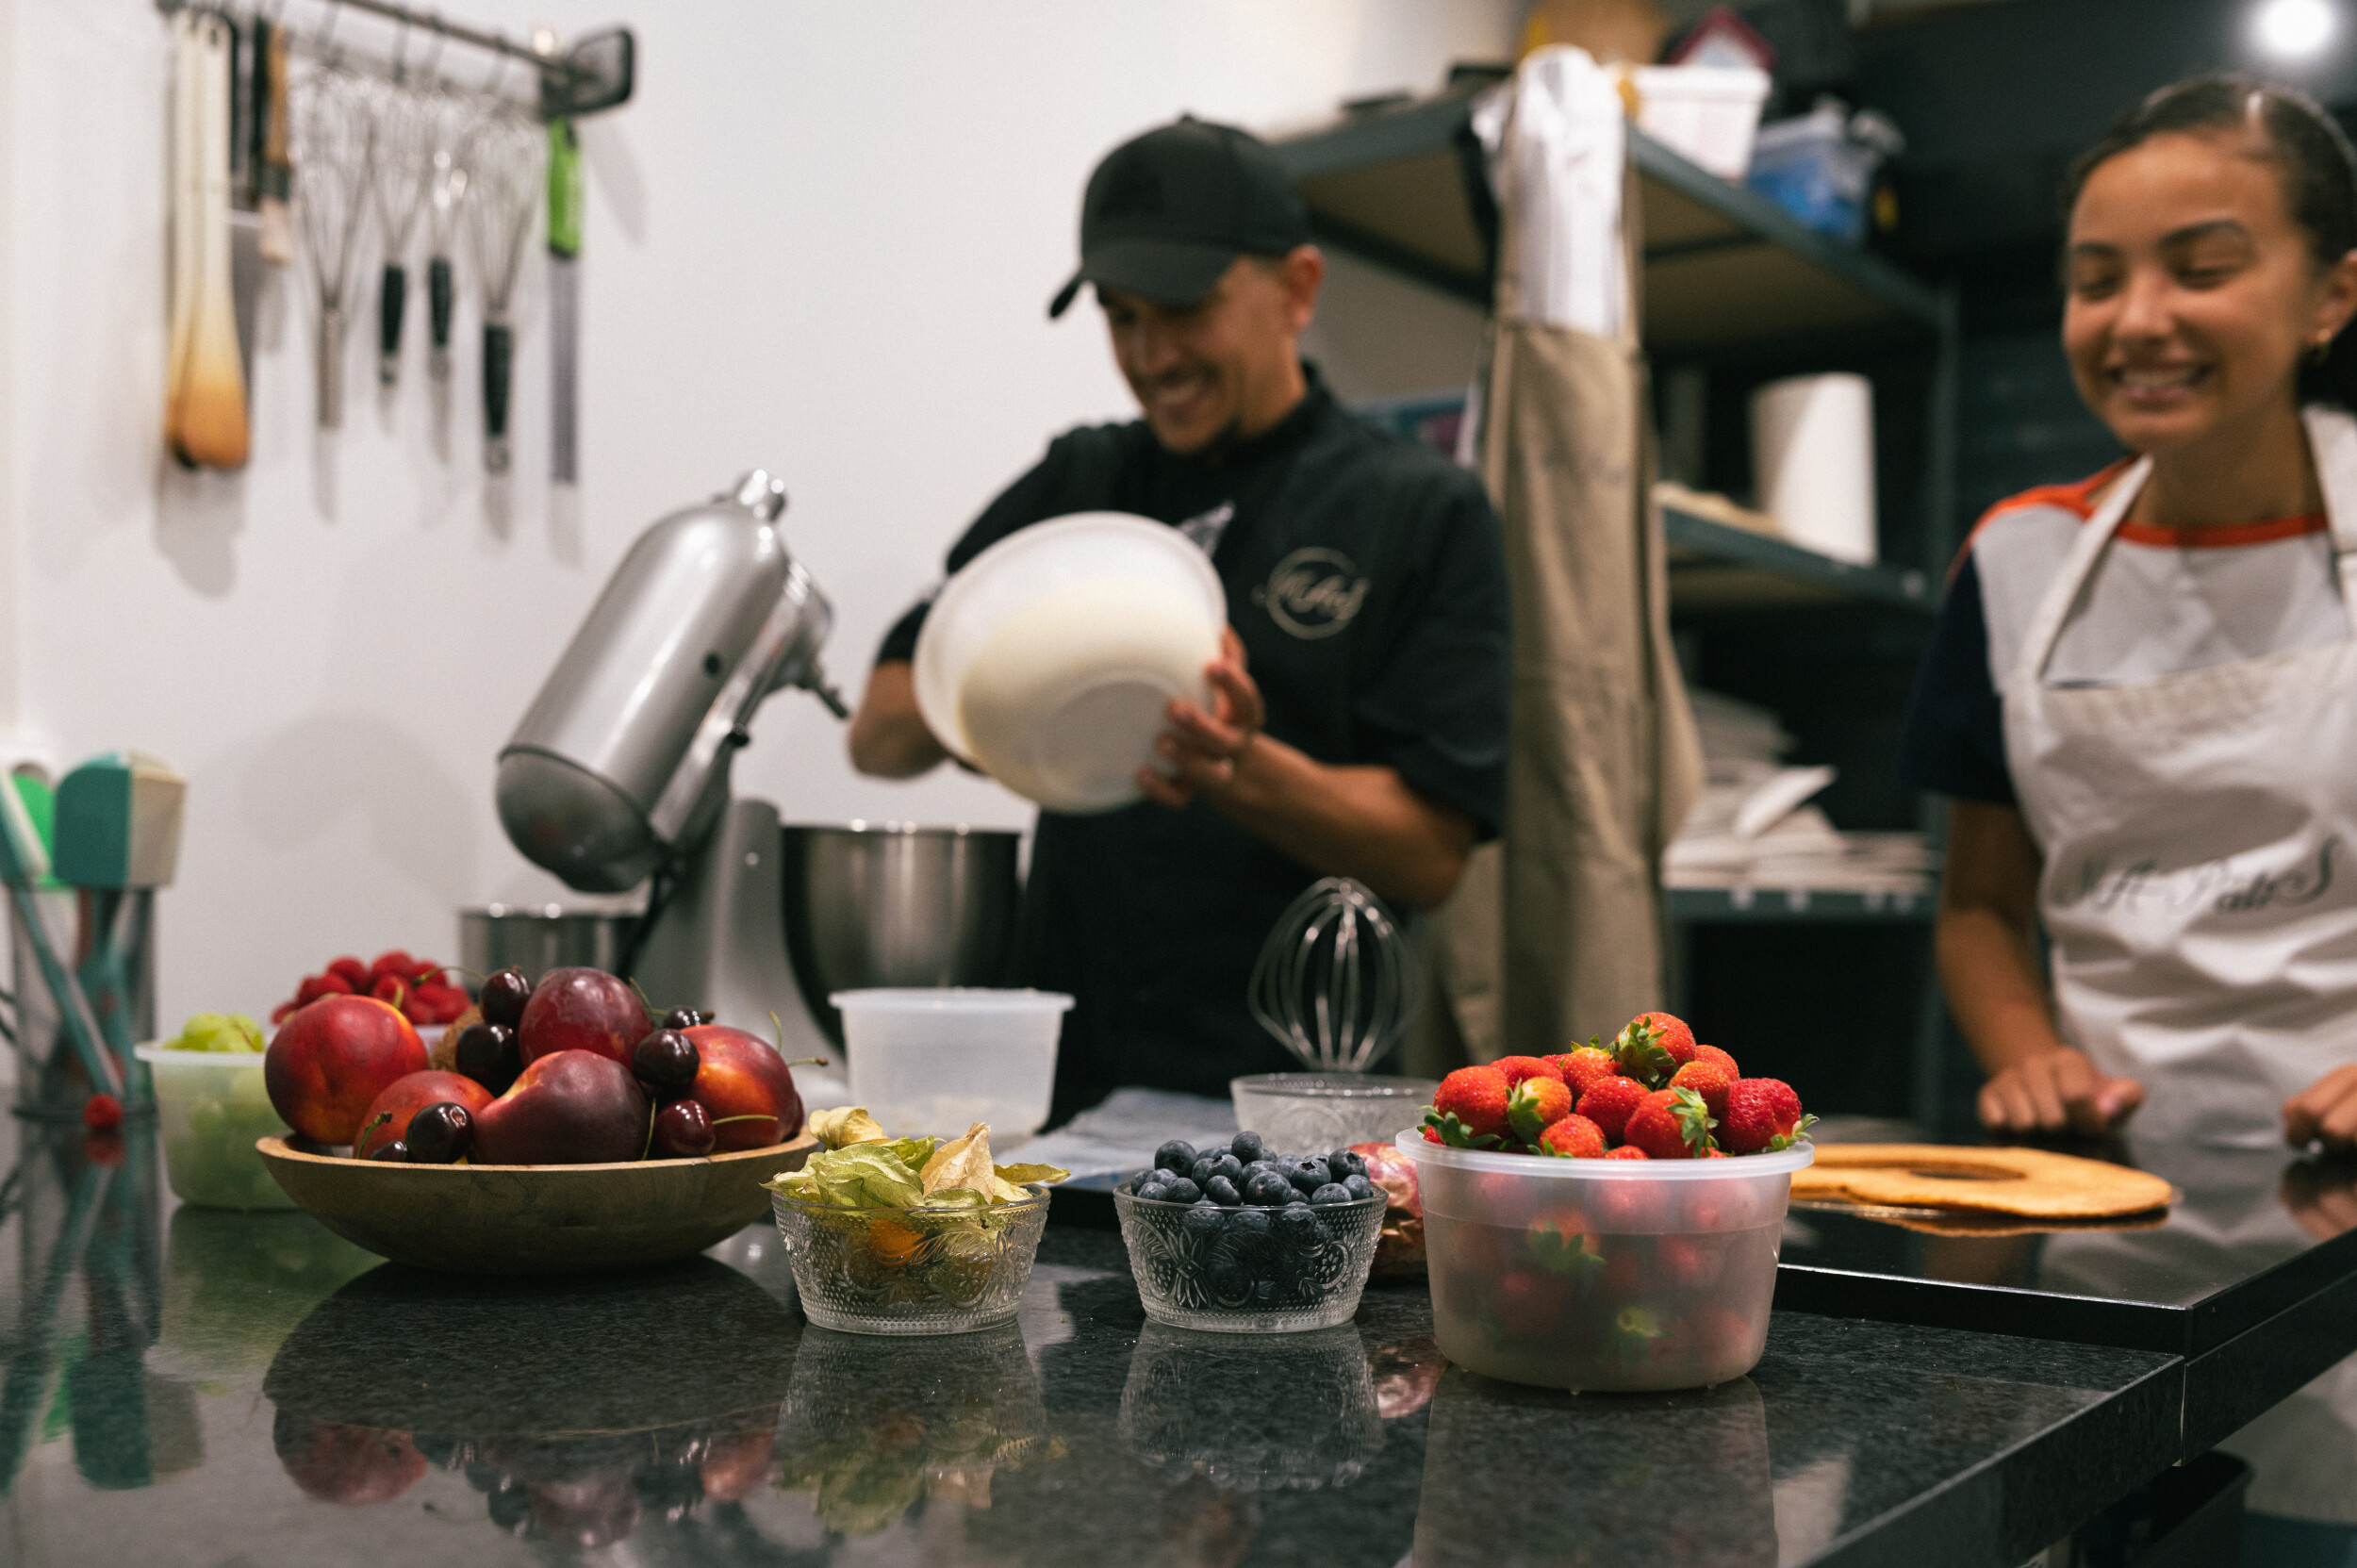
{"left": 1047, "top": 116, "right": 1311, "bottom": 320}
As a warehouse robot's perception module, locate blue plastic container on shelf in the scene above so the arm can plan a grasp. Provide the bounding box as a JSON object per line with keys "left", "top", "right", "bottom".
{"left": 1746, "top": 105, "right": 1893, "bottom": 245}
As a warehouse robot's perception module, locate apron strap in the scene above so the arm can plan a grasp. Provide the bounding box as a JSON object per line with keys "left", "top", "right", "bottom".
{"left": 2019, "top": 456, "right": 2150, "bottom": 685}
{"left": 2302, "top": 407, "right": 2357, "bottom": 607}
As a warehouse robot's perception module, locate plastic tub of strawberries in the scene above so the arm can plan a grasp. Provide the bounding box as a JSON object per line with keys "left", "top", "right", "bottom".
{"left": 1401, "top": 1012, "right": 1814, "bottom": 1393}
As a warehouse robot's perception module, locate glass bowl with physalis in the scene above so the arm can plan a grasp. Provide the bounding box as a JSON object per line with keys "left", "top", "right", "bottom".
{"left": 764, "top": 1107, "right": 1068, "bottom": 1335}
{"left": 136, "top": 1013, "right": 299, "bottom": 1210}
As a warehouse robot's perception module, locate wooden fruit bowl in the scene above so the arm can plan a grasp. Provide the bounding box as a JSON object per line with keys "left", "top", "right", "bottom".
{"left": 255, "top": 1132, "right": 820, "bottom": 1274}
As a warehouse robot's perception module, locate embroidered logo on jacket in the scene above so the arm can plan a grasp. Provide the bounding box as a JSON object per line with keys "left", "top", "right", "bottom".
{"left": 1254, "top": 547, "right": 1370, "bottom": 639}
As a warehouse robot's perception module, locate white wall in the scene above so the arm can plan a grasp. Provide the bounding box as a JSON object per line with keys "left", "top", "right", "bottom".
{"left": 0, "top": 0, "right": 1517, "bottom": 1029}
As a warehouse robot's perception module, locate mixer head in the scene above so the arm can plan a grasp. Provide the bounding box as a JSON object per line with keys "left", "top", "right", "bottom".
{"left": 496, "top": 470, "right": 845, "bottom": 892}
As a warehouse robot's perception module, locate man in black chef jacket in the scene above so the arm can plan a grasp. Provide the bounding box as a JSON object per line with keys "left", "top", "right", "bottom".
{"left": 849, "top": 116, "right": 1509, "bottom": 1121}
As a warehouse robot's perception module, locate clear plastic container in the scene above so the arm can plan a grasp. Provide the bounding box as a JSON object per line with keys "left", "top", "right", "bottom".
{"left": 134, "top": 1044, "right": 298, "bottom": 1210}
{"left": 768, "top": 1185, "right": 1051, "bottom": 1335}
{"left": 1400, "top": 1133, "right": 1813, "bottom": 1392}
{"left": 1230, "top": 1072, "right": 1438, "bottom": 1155}
{"left": 1631, "top": 64, "right": 1772, "bottom": 180}
{"left": 1746, "top": 104, "right": 1889, "bottom": 242}
{"left": 1114, "top": 1186, "right": 1385, "bottom": 1333}
{"left": 833, "top": 988, "right": 1071, "bottom": 1142}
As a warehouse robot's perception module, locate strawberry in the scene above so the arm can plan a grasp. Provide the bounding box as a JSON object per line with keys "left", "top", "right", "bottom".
{"left": 1425, "top": 1065, "right": 1511, "bottom": 1147}
{"left": 1694, "top": 1043, "right": 1739, "bottom": 1079}
{"left": 295, "top": 971, "right": 353, "bottom": 1006}
{"left": 371, "top": 974, "right": 408, "bottom": 1008}
{"left": 1547, "top": 1045, "right": 1621, "bottom": 1098}
{"left": 1491, "top": 1271, "right": 1568, "bottom": 1343}
{"left": 1492, "top": 1055, "right": 1565, "bottom": 1089}
{"left": 1610, "top": 1015, "right": 1682, "bottom": 1086}
{"left": 1668, "top": 1058, "right": 1734, "bottom": 1121}
{"left": 407, "top": 956, "right": 445, "bottom": 983}
{"left": 1508, "top": 1076, "right": 1574, "bottom": 1144}
{"left": 1574, "top": 1075, "right": 1648, "bottom": 1142}
{"left": 1537, "top": 1114, "right": 1606, "bottom": 1158}
{"left": 82, "top": 1093, "right": 123, "bottom": 1131}
{"left": 1421, "top": 1126, "right": 1445, "bottom": 1145}
{"left": 1526, "top": 1212, "right": 1605, "bottom": 1278}
{"left": 1624, "top": 1086, "right": 1714, "bottom": 1160}
{"left": 326, "top": 956, "right": 370, "bottom": 991}
{"left": 370, "top": 949, "right": 417, "bottom": 987}
{"left": 1635, "top": 1012, "right": 1697, "bottom": 1065}
{"left": 1602, "top": 1145, "right": 1650, "bottom": 1160}
{"left": 1719, "top": 1077, "right": 1814, "bottom": 1154}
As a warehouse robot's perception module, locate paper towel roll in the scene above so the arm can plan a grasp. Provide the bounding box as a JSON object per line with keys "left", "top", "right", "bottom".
{"left": 1750, "top": 372, "right": 1876, "bottom": 565}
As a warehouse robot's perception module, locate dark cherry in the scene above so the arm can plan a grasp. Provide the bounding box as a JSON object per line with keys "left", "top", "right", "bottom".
{"left": 367, "top": 1139, "right": 409, "bottom": 1163}
{"left": 651, "top": 1098, "right": 715, "bottom": 1158}
{"left": 479, "top": 966, "right": 533, "bottom": 1031}
{"left": 453, "top": 1021, "right": 522, "bottom": 1097}
{"left": 660, "top": 1006, "right": 706, "bottom": 1031}
{"left": 405, "top": 1102, "right": 473, "bottom": 1164}
{"left": 631, "top": 1030, "right": 701, "bottom": 1098}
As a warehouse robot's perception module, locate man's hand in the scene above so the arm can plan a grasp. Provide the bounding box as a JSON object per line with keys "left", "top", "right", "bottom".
{"left": 2284, "top": 1065, "right": 2357, "bottom": 1151}
{"left": 2282, "top": 1154, "right": 2357, "bottom": 1241}
{"left": 1977, "top": 1048, "right": 2145, "bottom": 1136}
{"left": 1138, "top": 629, "right": 1263, "bottom": 809}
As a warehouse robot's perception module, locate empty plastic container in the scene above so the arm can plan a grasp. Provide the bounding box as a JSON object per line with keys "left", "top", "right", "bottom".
{"left": 833, "top": 988, "right": 1072, "bottom": 1142}
{"left": 1400, "top": 1134, "right": 1814, "bottom": 1392}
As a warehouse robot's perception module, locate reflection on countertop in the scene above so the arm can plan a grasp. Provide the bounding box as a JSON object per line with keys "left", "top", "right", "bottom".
{"left": 0, "top": 1115, "right": 2280, "bottom": 1568}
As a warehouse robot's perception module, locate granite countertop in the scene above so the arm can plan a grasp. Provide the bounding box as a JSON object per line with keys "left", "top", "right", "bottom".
{"left": 1772, "top": 1135, "right": 2357, "bottom": 1454}
{"left": 0, "top": 1117, "right": 2197, "bottom": 1568}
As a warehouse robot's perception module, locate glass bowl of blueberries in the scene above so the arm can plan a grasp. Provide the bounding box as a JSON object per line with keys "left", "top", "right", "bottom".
{"left": 1113, "top": 1131, "right": 1387, "bottom": 1333}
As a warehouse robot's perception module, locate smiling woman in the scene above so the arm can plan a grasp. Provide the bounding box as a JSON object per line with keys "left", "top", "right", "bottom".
{"left": 1895, "top": 75, "right": 2357, "bottom": 1154}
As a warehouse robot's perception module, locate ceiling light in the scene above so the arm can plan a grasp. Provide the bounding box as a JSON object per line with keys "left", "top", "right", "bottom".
{"left": 2255, "top": 0, "right": 2336, "bottom": 58}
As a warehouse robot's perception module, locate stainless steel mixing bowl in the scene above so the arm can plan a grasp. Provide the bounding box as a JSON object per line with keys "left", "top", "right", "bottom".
{"left": 778, "top": 823, "right": 1022, "bottom": 1045}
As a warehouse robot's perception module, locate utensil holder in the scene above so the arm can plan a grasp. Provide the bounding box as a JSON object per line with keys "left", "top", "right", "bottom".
{"left": 10, "top": 888, "right": 156, "bottom": 1118}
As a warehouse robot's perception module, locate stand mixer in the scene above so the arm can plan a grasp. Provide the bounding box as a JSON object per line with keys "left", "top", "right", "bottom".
{"left": 495, "top": 470, "right": 856, "bottom": 1098}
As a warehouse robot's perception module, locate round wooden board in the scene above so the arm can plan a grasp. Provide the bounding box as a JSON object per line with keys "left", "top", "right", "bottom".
{"left": 256, "top": 1131, "right": 819, "bottom": 1274}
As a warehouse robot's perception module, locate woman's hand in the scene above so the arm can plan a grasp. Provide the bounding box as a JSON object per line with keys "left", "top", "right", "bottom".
{"left": 1977, "top": 1047, "right": 2145, "bottom": 1136}
{"left": 1139, "top": 628, "right": 1264, "bottom": 808}
{"left": 2283, "top": 1065, "right": 2357, "bottom": 1151}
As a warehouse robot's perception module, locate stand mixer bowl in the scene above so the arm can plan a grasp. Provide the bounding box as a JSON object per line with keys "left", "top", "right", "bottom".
{"left": 779, "top": 824, "right": 1021, "bottom": 1046}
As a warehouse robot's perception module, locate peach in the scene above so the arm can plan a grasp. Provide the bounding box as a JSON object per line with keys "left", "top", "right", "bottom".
{"left": 265, "top": 996, "right": 429, "bottom": 1146}
{"left": 353, "top": 1070, "right": 495, "bottom": 1160}
{"left": 682, "top": 1025, "right": 804, "bottom": 1151}
{"left": 517, "top": 966, "right": 651, "bottom": 1071}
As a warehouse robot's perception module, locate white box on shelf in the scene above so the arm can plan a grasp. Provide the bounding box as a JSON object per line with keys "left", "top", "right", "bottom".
{"left": 1629, "top": 65, "right": 1771, "bottom": 180}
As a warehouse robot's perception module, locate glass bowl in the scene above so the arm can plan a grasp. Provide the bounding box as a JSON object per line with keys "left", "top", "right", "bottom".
{"left": 768, "top": 1185, "right": 1051, "bottom": 1335}
{"left": 133, "top": 1044, "right": 296, "bottom": 1210}
{"left": 1229, "top": 1073, "right": 1439, "bottom": 1155}
{"left": 1113, "top": 1186, "right": 1385, "bottom": 1333}
{"left": 1401, "top": 1132, "right": 1815, "bottom": 1392}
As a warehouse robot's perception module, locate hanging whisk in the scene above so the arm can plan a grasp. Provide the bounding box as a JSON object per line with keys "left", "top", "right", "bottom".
{"left": 365, "top": 78, "right": 435, "bottom": 388}
{"left": 291, "top": 68, "right": 374, "bottom": 428}
{"left": 464, "top": 111, "right": 541, "bottom": 474}
{"left": 1248, "top": 878, "right": 1420, "bottom": 1074}
{"left": 423, "top": 93, "right": 470, "bottom": 385}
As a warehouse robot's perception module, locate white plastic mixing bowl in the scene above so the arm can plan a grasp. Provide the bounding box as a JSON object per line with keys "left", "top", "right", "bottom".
{"left": 912, "top": 514, "right": 1226, "bottom": 814}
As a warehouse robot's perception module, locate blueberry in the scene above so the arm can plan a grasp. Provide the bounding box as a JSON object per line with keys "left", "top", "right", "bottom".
{"left": 1208, "top": 1153, "right": 1244, "bottom": 1185}
{"left": 1231, "top": 1130, "right": 1267, "bottom": 1164}
{"left": 1342, "top": 1173, "right": 1377, "bottom": 1203}
{"left": 1287, "top": 1158, "right": 1328, "bottom": 1196}
{"left": 1310, "top": 1182, "right": 1354, "bottom": 1207}
{"left": 1206, "top": 1175, "right": 1242, "bottom": 1206}
{"left": 1244, "top": 1170, "right": 1295, "bottom": 1207}
{"left": 1208, "top": 1261, "right": 1251, "bottom": 1301}
{"left": 1190, "top": 1155, "right": 1218, "bottom": 1186}
{"left": 1326, "top": 1148, "right": 1367, "bottom": 1183}
{"left": 1228, "top": 1207, "right": 1273, "bottom": 1241}
{"left": 1155, "top": 1140, "right": 1198, "bottom": 1175}
{"left": 1181, "top": 1202, "right": 1226, "bottom": 1239}
{"left": 1273, "top": 1206, "right": 1319, "bottom": 1246}
{"left": 1252, "top": 1279, "right": 1279, "bottom": 1306}
{"left": 1163, "top": 1178, "right": 1202, "bottom": 1205}
{"left": 1244, "top": 1158, "right": 1280, "bottom": 1178}
{"left": 1136, "top": 1181, "right": 1172, "bottom": 1203}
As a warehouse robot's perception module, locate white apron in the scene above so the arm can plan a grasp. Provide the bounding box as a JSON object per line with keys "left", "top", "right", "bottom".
{"left": 2002, "top": 406, "right": 2357, "bottom": 1147}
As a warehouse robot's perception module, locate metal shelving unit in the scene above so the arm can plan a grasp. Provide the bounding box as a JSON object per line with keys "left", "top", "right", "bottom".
{"left": 1279, "top": 85, "right": 1963, "bottom": 1125}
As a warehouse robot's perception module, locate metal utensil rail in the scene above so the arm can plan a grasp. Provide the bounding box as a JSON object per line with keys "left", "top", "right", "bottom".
{"left": 152, "top": 0, "right": 635, "bottom": 121}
